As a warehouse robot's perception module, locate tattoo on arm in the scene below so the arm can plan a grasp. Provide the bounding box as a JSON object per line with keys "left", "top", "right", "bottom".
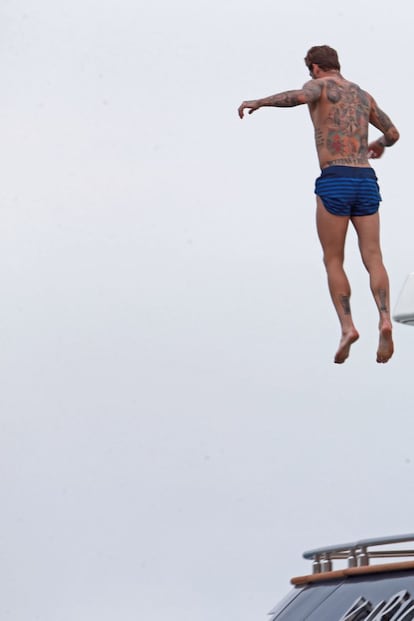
{"left": 259, "top": 90, "right": 307, "bottom": 107}
{"left": 376, "top": 108, "right": 393, "bottom": 131}
{"left": 370, "top": 100, "right": 399, "bottom": 146}
{"left": 370, "top": 99, "right": 392, "bottom": 129}
{"left": 303, "top": 81, "right": 323, "bottom": 103}
{"left": 256, "top": 81, "right": 321, "bottom": 109}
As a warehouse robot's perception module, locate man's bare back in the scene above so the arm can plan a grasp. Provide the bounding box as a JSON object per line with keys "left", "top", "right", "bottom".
{"left": 305, "top": 76, "right": 372, "bottom": 169}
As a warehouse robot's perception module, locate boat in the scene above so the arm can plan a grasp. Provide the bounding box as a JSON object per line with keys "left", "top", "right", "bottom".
{"left": 393, "top": 274, "right": 414, "bottom": 326}
{"left": 268, "top": 534, "right": 414, "bottom": 620}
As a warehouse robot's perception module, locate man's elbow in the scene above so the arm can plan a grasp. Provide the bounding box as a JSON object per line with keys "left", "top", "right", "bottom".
{"left": 386, "top": 126, "right": 400, "bottom": 146}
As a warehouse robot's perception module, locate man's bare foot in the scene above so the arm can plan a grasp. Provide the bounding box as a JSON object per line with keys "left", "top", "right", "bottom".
{"left": 334, "top": 329, "right": 360, "bottom": 364}
{"left": 377, "top": 320, "right": 394, "bottom": 363}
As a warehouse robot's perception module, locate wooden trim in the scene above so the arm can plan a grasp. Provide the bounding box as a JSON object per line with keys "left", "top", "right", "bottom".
{"left": 291, "top": 569, "right": 346, "bottom": 586}
{"left": 291, "top": 561, "right": 414, "bottom": 586}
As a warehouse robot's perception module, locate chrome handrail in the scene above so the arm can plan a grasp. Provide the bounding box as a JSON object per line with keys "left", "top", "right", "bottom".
{"left": 303, "top": 534, "right": 414, "bottom": 574}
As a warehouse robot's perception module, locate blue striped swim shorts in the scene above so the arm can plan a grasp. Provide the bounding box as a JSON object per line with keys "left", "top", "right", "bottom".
{"left": 315, "top": 165, "right": 382, "bottom": 217}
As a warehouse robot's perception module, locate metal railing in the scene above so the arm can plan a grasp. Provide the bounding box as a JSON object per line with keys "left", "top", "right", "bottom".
{"left": 303, "top": 534, "right": 414, "bottom": 574}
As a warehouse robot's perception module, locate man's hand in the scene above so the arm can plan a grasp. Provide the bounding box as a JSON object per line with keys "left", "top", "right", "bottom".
{"left": 238, "top": 100, "right": 260, "bottom": 119}
{"left": 368, "top": 139, "right": 385, "bottom": 159}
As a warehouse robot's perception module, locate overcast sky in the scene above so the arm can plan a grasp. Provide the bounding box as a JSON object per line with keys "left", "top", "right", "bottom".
{"left": 1, "top": 1, "right": 414, "bottom": 620}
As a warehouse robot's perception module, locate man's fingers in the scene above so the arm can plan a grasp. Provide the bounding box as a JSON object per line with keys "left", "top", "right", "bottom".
{"left": 238, "top": 102, "right": 257, "bottom": 117}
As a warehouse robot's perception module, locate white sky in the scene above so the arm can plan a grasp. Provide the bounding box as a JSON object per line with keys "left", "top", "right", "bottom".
{"left": 1, "top": 1, "right": 413, "bottom": 620}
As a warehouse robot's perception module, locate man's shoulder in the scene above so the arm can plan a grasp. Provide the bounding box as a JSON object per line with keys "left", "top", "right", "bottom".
{"left": 302, "top": 79, "right": 324, "bottom": 104}
{"left": 322, "top": 78, "right": 372, "bottom": 104}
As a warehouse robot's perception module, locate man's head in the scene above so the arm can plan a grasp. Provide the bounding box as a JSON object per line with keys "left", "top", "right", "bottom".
{"left": 304, "top": 45, "right": 341, "bottom": 76}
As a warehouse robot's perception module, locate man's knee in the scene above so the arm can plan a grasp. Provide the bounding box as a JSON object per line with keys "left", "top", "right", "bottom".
{"left": 322, "top": 253, "right": 345, "bottom": 270}
{"left": 359, "top": 246, "right": 383, "bottom": 270}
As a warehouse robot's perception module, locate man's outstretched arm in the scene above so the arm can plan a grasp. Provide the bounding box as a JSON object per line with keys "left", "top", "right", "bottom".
{"left": 238, "top": 81, "right": 321, "bottom": 118}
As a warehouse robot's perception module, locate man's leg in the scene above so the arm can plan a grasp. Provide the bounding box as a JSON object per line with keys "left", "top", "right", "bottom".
{"left": 351, "top": 213, "right": 394, "bottom": 363}
{"left": 316, "top": 197, "right": 359, "bottom": 363}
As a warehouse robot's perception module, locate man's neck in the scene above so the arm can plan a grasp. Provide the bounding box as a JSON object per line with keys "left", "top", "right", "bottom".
{"left": 319, "top": 69, "right": 341, "bottom": 78}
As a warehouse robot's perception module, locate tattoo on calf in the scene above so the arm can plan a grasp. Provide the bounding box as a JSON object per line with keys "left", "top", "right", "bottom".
{"left": 340, "top": 295, "right": 351, "bottom": 315}
{"left": 378, "top": 289, "right": 388, "bottom": 312}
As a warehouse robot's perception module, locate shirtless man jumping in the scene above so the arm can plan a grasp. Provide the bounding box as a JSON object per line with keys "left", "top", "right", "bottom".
{"left": 238, "top": 45, "right": 399, "bottom": 364}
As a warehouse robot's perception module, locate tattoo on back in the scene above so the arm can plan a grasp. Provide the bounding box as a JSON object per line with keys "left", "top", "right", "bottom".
{"left": 323, "top": 80, "right": 370, "bottom": 159}
{"left": 315, "top": 128, "right": 324, "bottom": 147}
{"left": 326, "top": 157, "right": 368, "bottom": 166}
{"left": 327, "top": 81, "right": 341, "bottom": 104}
